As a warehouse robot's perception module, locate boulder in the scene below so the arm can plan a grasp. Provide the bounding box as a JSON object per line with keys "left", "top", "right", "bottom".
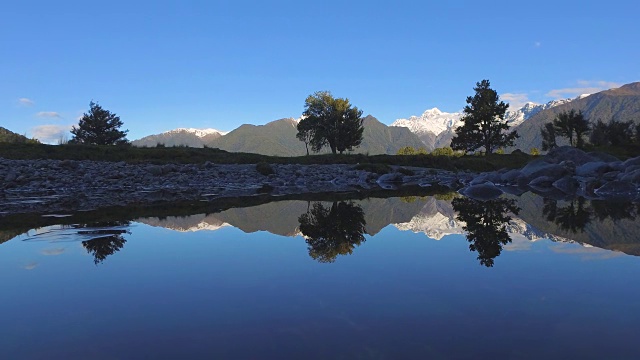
{"left": 623, "top": 156, "right": 640, "bottom": 168}
{"left": 545, "top": 146, "right": 596, "bottom": 165}
{"left": 575, "top": 161, "right": 611, "bottom": 177}
{"left": 461, "top": 183, "right": 503, "bottom": 201}
{"left": 620, "top": 169, "right": 640, "bottom": 184}
{"left": 594, "top": 181, "right": 638, "bottom": 197}
{"left": 552, "top": 176, "right": 580, "bottom": 195}
{"left": 588, "top": 151, "right": 620, "bottom": 163}
{"left": 500, "top": 169, "right": 522, "bottom": 184}
{"left": 528, "top": 176, "right": 556, "bottom": 189}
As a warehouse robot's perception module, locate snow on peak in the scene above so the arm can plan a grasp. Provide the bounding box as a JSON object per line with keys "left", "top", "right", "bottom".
{"left": 165, "top": 128, "right": 228, "bottom": 137}
{"left": 391, "top": 108, "right": 463, "bottom": 136}
{"left": 393, "top": 97, "right": 575, "bottom": 137}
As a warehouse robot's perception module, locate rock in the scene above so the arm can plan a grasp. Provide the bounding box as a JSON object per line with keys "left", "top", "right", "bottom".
{"left": 620, "top": 169, "right": 640, "bottom": 184}
{"left": 552, "top": 176, "right": 580, "bottom": 195}
{"left": 528, "top": 176, "right": 556, "bottom": 189}
{"left": 545, "top": 146, "right": 596, "bottom": 166}
{"left": 461, "top": 183, "right": 503, "bottom": 201}
{"left": 623, "top": 156, "right": 640, "bottom": 168}
{"left": 576, "top": 161, "right": 611, "bottom": 177}
{"left": 377, "top": 172, "right": 403, "bottom": 184}
{"left": 588, "top": 151, "right": 620, "bottom": 163}
{"left": 527, "top": 164, "right": 569, "bottom": 182}
{"left": 500, "top": 169, "right": 521, "bottom": 184}
{"left": 147, "top": 165, "right": 163, "bottom": 176}
{"left": 594, "top": 181, "right": 638, "bottom": 197}
{"left": 4, "top": 171, "right": 17, "bottom": 182}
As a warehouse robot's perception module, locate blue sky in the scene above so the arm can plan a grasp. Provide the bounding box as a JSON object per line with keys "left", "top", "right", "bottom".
{"left": 2, "top": 0, "right": 638, "bottom": 143}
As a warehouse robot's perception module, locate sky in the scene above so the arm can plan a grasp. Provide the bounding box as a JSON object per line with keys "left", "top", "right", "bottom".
{"left": 2, "top": 0, "right": 639, "bottom": 143}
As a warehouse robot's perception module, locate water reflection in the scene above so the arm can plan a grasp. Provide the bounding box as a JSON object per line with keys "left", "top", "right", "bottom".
{"left": 298, "top": 201, "right": 366, "bottom": 263}
{"left": 80, "top": 225, "right": 129, "bottom": 265}
{"left": 452, "top": 198, "right": 520, "bottom": 267}
{"left": 543, "top": 198, "right": 591, "bottom": 234}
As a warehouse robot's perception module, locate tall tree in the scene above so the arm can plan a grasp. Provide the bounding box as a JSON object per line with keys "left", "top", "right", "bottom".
{"left": 70, "top": 101, "right": 129, "bottom": 145}
{"left": 297, "top": 91, "right": 364, "bottom": 154}
{"left": 450, "top": 80, "right": 518, "bottom": 155}
{"left": 298, "top": 201, "right": 366, "bottom": 263}
{"left": 552, "top": 110, "right": 590, "bottom": 148}
{"left": 540, "top": 122, "right": 557, "bottom": 151}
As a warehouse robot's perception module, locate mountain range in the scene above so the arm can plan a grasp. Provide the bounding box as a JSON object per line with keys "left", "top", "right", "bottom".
{"left": 133, "top": 116, "right": 425, "bottom": 156}
{"left": 136, "top": 195, "right": 640, "bottom": 257}
{"left": 131, "top": 81, "right": 640, "bottom": 154}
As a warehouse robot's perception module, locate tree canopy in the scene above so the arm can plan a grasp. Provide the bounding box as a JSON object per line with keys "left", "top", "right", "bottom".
{"left": 552, "top": 109, "right": 590, "bottom": 148}
{"left": 296, "top": 91, "right": 364, "bottom": 154}
{"left": 450, "top": 79, "right": 518, "bottom": 155}
{"left": 70, "top": 101, "right": 129, "bottom": 145}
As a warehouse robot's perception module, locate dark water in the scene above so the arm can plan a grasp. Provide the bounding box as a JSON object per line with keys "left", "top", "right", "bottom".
{"left": 2, "top": 194, "right": 640, "bottom": 359}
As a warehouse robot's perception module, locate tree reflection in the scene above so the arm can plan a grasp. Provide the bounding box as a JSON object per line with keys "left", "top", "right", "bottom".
{"left": 452, "top": 197, "right": 520, "bottom": 267}
{"left": 298, "top": 201, "right": 366, "bottom": 263}
{"left": 542, "top": 198, "right": 591, "bottom": 233}
{"left": 77, "top": 221, "right": 130, "bottom": 265}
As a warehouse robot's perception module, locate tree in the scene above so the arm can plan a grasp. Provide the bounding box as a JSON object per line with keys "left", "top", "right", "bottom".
{"left": 452, "top": 197, "right": 520, "bottom": 267}
{"left": 450, "top": 79, "right": 518, "bottom": 155}
{"left": 589, "top": 119, "right": 609, "bottom": 147}
{"left": 70, "top": 101, "right": 129, "bottom": 145}
{"left": 540, "top": 122, "right": 557, "bottom": 151}
{"left": 296, "top": 91, "right": 364, "bottom": 154}
{"left": 552, "top": 110, "right": 590, "bottom": 148}
{"left": 298, "top": 201, "right": 366, "bottom": 263}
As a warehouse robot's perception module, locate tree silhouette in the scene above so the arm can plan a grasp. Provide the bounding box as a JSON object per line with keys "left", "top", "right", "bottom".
{"left": 542, "top": 198, "right": 591, "bottom": 233}
{"left": 552, "top": 110, "right": 590, "bottom": 148}
{"left": 298, "top": 201, "right": 366, "bottom": 263}
{"left": 450, "top": 79, "right": 518, "bottom": 155}
{"left": 70, "top": 101, "right": 129, "bottom": 145}
{"left": 297, "top": 91, "right": 364, "bottom": 154}
{"left": 540, "top": 122, "right": 557, "bottom": 151}
{"left": 452, "top": 197, "right": 520, "bottom": 267}
{"left": 77, "top": 222, "right": 130, "bottom": 264}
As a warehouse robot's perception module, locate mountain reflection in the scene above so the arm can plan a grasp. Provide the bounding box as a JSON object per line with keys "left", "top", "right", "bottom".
{"left": 77, "top": 222, "right": 130, "bottom": 265}
{"left": 543, "top": 198, "right": 591, "bottom": 234}
{"left": 298, "top": 201, "right": 366, "bottom": 263}
{"left": 452, "top": 197, "right": 520, "bottom": 267}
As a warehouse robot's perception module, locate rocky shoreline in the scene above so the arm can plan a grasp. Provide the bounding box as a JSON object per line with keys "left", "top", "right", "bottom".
{"left": 2, "top": 146, "right": 639, "bottom": 215}
{"left": 0, "top": 158, "right": 462, "bottom": 214}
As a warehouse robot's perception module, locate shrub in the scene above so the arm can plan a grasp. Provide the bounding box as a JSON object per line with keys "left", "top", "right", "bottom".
{"left": 530, "top": 148, "right": 540, "bottom": 156}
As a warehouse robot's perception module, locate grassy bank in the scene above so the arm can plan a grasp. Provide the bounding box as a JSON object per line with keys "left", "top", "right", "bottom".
{"left": 0, "top": 143, "right": 534, "bottom": 172}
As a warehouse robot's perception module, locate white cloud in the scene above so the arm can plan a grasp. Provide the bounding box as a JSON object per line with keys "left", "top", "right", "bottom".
{"left": 534, "top": 41, "right": 541, "bottom": 48}
{"left": 42, "top": 248, "right": 65, "bottom": 256}
{"left": 502, "top": 93, "right": 531, "bottom": 108}
{"left": 546, "top": 80, "right": 622, "bottom": 99}
{"left": 36, "top": 111, "right": 62, "bottom": 119}
{"left": 24, "top": 262, "right": 38, "bottom": 270}
{"left": 18, "top": 98, "right": 35, "bottom": 106}
{"left": 31, "top": 124, "right": 73, "bottom": 144}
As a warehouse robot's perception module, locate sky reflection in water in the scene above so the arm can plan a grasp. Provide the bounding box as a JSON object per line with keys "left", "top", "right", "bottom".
{"left": 1, "top": 195, "right": 640, "bottom": 359}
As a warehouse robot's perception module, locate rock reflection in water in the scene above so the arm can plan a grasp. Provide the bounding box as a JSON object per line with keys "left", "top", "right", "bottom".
{"left": 452, "top": 197, "right": 520, "bottom": 267}
{"left": 298, "top": 201, "right": 366, "bottom": 263}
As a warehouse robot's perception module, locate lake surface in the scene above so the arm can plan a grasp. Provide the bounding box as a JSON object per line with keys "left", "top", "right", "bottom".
{"left": 2, "top": 194, "right": 640, "bottom": 359}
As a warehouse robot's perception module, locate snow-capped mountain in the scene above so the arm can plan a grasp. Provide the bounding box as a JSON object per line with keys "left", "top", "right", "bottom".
{"left": 391, "top": 96, "right": 582, "bottom": 149}
{"left": 164, "top": 128, "right": 228, "bottom": 137}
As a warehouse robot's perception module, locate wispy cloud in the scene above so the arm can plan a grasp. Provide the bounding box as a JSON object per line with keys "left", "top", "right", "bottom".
{"left": 42, "top": 248, "right": 66, "bottom": 256}
{"left": 31, "top": 124, "right": 73, "bottom": 144}
{"left": 534, "top": 41, "right": 541, "bottom": 48}
{"left": 502, "top": 93, "right": 531, "bottom": 108}
{"left": 24, "top": 262, "right": 39, "bottom": 270}
{"left": 18, "top": 97, "right": 35, "bottom": 107}
{"left": 546, "top": 80, "right": 622, "bottom": 99}
{"left": 36, "top": 111, "right": 62, "bottom": 119}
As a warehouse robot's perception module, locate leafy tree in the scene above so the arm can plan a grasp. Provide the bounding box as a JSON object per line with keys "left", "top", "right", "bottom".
{"left": 296, "top": 91, "right": 364, "bottom": 154}
{"left": 530, "top": 148, "right": 540, "bottom": 156}
{"left": 451, "top": 79, "right": 518, "bottom": 155}
{"left": 540, "top": 122, "right": 557, "bottom": 151}
{"left": 298, "top": 201, "right": 366, "bottom": 263}
{"left": 552, "top": 110, "right": 590, "bottom": 148}
{"left": 70, "top": 101, "right": 129, "bottom": 145}
{"left": 607, "top": 120, "right": 634, "bottom": 146}
{"left": 589, "top": 119, "right": 609, "bottom": 146}
{"left": 431, "top": 146, "right": 455, "bottom": 156}
{"left": 452, "top": 197, "right": 520, "bottom": 267}
{"left": 77, "top": 221, "right": 130, "bottom": 265}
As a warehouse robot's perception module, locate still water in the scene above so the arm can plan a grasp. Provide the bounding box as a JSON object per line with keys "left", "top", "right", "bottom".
{"left": 1, "top": 194, "right": 640, "bottom": 359}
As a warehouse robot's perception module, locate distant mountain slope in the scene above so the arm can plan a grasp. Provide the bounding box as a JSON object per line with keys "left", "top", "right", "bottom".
{"left": 207, "top": 118, "right": 303, "bottom": 156}
{"left": 132, "top": 116, "right": 426, "bottom": 156}
{"left": 0, "top": 127, "right": 34, "bottom": 143}
{"left": 132, "top": 128, "right": 225, "bottom": 147}
{"left": 513, "top": 82, "right": 640, "bottom": 151}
